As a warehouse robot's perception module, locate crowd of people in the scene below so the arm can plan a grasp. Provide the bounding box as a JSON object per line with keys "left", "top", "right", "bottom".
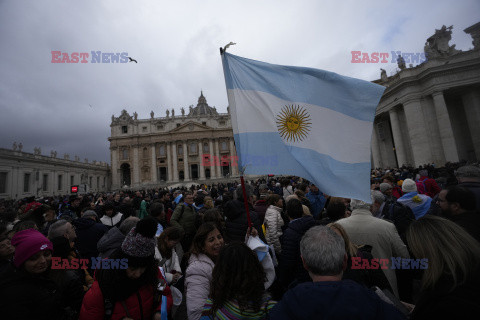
{"left": 0, "top": 161, "right": 479, "bottom": 319}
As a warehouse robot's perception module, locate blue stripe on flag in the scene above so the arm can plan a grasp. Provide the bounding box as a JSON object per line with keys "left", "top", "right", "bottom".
{"left": 223, "top": 52, "right": 385, "bottom": 122}
{"left": 234, "top": 132, "right": 371, "bottom": 201}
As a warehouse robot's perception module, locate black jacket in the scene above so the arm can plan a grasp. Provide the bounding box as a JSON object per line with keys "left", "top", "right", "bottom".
{"left": 411, "top": 275, "right": 480, "bottom": 319}
{"left": 224, "top": 199, "right": 265, "bottom": 243}
{"left": 0, "top": 265, "right": 69, "bottom": 320}
{"left": 278, "top": 216, "right": 316, "bottom": 289}
{"left": 73, "top": 217, "right": 108, "bottom": 260}
{"left": 459, "top": 181, "right": 480, "bottom": 211}
{"left": 449, "top": 211, "right": 480, "bottom": 243}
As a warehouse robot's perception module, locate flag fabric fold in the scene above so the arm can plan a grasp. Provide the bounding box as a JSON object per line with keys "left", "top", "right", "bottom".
{"left": 221, "top": 52, "right": 385, "bottom": 202}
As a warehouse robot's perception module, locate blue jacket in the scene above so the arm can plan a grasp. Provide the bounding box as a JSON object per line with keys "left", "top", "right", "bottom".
{"left": 269, "top": 280, "right": 406, "bottom": 320}
{"left": 305, "top": 191, "right": 326, "bottom": 219}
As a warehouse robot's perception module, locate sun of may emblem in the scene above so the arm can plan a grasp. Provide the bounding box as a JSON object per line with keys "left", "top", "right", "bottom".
{"left": 276, "top": 105, "right": 312, "bottom": 142}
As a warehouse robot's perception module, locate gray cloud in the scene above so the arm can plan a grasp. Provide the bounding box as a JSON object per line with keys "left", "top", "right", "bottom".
{"left": 1, "top": 0, "right": 478, "bottom": 163}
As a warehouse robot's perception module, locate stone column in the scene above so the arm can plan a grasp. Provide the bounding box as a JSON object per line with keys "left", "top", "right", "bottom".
{"left": 371, "top": 124, "right": 382, "bottom": 169}
{"left": 389, "top": 108, "right": 408, "bottom": 167}
{"left": 215, "top": 139, "right": 221, "bottom": 178}
{"left": 198, "top": 141, "right": 206, "bottom": 180}
{"left": 183, "top": 141, "right": 190, "bottom": 181}
{"left": 229, "top": 138, "right": 238, "bottom": 176}
{"left": 172, "top": 143, "right": 178, "bottom": 182}
{"left": 432, "top": 91, "right": 459, "bottom": 162}
{"left": 151, "top": 144, "right": 157, "bottom": 183}
{"left": 167, "top": 143, "right": 173, "bottom": 182}
{"left": 132, "top": 146, "right": 140, "bottom": 186}
{"left": 209, "top": 139, "right": 216, "bottom": 179}
{"left": 403, "top": 99, "right": 432, "bottom": 166}
{"left": 111, "top": 148, "right": 120, "bottom": 189}
{"left": 461, "top": 90, "right": 480, "bottom": 159}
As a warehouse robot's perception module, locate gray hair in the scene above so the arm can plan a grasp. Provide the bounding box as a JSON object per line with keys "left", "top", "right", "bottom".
{"left": 371, "top": 190, "right": 385, "bottom": 205}
{"left": 48, "top": 219, "right": 70, "bottom": 239}
{"left": 350, "top": 198, "right": 371, "bottom": 210}
{"left": 455, "top": 166, "right": 480, "bottom": 180}
{"left": 119, "top": 216, "right": 140, "bottom": 235}
{"left": 235, "top": 184, "right": 253, "bottom": 199}
{"left": 300, "top": 226, "right": 345, "bottom": 276}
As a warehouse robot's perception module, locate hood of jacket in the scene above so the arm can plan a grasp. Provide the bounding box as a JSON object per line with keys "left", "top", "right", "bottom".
{"left": 73, "top": 217, "right": 96, "bottom": 230}
{"left": 97, "top": 227, "right": 125, "bottom": 254}
{"left": 224, "top": 199, "right": 255, "bottom": 220}
{"left": 288, "top": 215, "right": 316, "bottom": 234}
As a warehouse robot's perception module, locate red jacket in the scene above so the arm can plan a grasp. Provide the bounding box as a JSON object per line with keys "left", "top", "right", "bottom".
{"left": 416, "top": 176, "right": 441, "bottom": 198}
{"left": 79, "top": 268, "right": 173, "bottom": 320}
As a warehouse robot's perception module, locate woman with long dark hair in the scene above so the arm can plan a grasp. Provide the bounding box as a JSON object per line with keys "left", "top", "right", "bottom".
{"left": 201, "top": 242, "right": 275, "bottom": 319}
{"left": 185, "top": 223, "right": 225, "bottom": 320}
{"left": 79, "top": 218, "right": 173, "bottom": 320}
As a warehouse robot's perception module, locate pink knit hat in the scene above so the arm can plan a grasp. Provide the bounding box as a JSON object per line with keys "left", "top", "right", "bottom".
{"left": 11, "top": 229, "right": 53, "bottom": 267}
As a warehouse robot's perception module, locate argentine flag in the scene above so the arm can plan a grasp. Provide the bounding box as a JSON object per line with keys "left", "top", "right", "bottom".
{"left": 221, "top": 52, "right": 385, "bottom": 202}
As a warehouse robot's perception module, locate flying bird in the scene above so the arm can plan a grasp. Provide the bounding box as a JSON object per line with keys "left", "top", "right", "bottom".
{"left": 89, "top": 104, "right": 93, "bottom": 108}
{"left": 128, "top": 57, "right": 138, "bottom": 63}
{"left": 223, "top": 42, "right": 236, "bottom": 52}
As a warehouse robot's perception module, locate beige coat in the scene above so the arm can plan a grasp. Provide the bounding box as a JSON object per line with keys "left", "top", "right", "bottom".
{"left": 336, "top": 208, "right": 409, "bottom": 297}
{"left": 264, "top": 205, "right": 284, "bottom": 253}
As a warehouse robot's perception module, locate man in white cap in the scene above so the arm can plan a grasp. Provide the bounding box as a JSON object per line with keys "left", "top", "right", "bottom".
{"left": 397, "top": 179, "right": 432, "bottom": 220}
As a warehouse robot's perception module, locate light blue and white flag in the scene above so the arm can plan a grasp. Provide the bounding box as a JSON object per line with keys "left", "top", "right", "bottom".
{"left": 221, "top": 52, "right": 385, "bottom": 202}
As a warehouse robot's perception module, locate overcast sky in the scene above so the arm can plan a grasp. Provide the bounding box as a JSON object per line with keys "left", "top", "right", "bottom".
{"left": 0, "top": 0, "right": 478, "bottom": 163}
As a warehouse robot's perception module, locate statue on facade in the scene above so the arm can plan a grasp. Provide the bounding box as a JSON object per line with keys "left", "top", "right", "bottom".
{"left": 75, "top": 155, "right": 80, "bottom": 161}
{"left": 50, "top": 150, "right": 57, "bottom": 158}
{"left": 227, "top": 106, "right": 230, "bottom": 113}
{"left": 18, "top": 143, "right": 23, "bottom": 152}
{"left": 12, "top": 142, "right": 17, "bottom": 151}
{"left": 171, "top": 109, "right": 175, "bottom": 117}
{"left": 111, "top": 114, "right": 115, "bottom": 122}
{"left": 166, "top": 109, "right": 170, "bottom": 117}
{"left": 34, "top": 147, "right": 41, "bottom": 155}
{"left": 380, "top": 68, "right": 388, "bottom": 82}
{"left": 64, "top": 153, "right": 70, "bottom": 160}
{"left": 397, "top": 55, "right": 406, "bottom": 70}
{"left": 150, "top": 110, "right": 154, "bottom": 119}
{"left": 424, "top": 25, "right": 459, "bottom": 60}
{"left": 189, "top": 105, "right": 193, "bottom": 114}
{"left": 181, "top": 107, "right": 185, "bottom": 116}
{"left": 133, "top": 112, "right": 138, "bottom": 120}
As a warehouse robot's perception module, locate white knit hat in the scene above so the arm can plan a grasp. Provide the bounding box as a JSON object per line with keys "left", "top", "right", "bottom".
{"left": 402, "top": 179, "right": 417, "bottom": 193}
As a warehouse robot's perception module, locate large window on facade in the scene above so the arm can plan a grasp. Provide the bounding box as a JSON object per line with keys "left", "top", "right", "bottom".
{"left": 178, "top": 145, "right": 183, "bottom": 155}
{"left": 70, "top": 175, "right": 75, "bottom": 186}
{"left": 122, "top": 126, "right": 128, "bottom": 133}
{"left": 159, "top": 145, "right": 166, "bottom": 156}
{"left": 189, "top": 143, "right": 197, "bottom": 154}
{"left": 203, "top": 143, "right": 209, "bottom": 153}
{"left": 0, "top": 172, "right": 7, "bottom": 193}
{"left": 24, "top": 173, "right": 31, "bottom": 193}
{"left": 143, "top": 148, "right": 148, "bottom": 158}
{"left": 58, "top": 175, "right": 63, "bottom": 191}
{"left": 122, "top": 149, "right": 129, "bottom": 160}
{"left": 42, "top": 174, "right": 48, "bottom": 191}
{"left": 221, "top": 141, "right": 228, "bottom": 150}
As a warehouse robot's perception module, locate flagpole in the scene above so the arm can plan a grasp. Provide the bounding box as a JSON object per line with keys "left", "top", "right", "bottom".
{"left": 220, "top": 42, "right": 252, "bottom": 228}
{"left": 240, "top": 174, "right": 252, "bottom": 228}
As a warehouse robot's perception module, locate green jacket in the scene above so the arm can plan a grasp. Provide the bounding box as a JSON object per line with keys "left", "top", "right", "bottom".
{"left": 170, "top": 203, "right": 197, "bottom": 236}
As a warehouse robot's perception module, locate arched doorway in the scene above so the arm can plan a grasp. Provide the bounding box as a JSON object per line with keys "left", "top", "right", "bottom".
{"left": 205, "top": 168, "right": 211, "bottom": 179}
{"left": 120, "top": 163, "right": 131, "bottom": 186}
{"left": 179, "top": 170, "right": 184, "bottom": 181}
